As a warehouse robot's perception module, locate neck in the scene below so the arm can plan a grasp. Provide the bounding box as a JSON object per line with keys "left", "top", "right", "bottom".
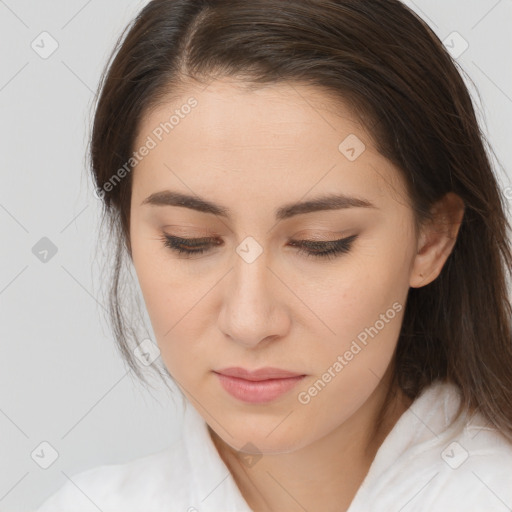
{"left": 209, "top": 370, "right": 412, "bottom": 512}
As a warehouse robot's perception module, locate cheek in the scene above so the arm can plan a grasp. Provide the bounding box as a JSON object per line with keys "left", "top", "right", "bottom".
{"left": 130, "top": 229, "right": 189, "bottom": 345}
{"left": 292, "top": 270, "right": 406, "bottom": 435}
{"left": 131, "top": 251, "right": 217, "bottom": 381}
{"left": 135, "top": 271, "right": 208, "bottom": 381}
{"left": 136, "top": 269, "right": 201, "bottom": 344}
{"left": 306, "top": 254, "right": 408, "bottom": 396}
{"left": 314, "top": 260, "right": 405, "bottom": 341}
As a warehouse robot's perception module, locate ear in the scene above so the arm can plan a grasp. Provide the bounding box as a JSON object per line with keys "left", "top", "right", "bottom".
{"left": 409, "top": 192, "right": 465, "bottom": 288}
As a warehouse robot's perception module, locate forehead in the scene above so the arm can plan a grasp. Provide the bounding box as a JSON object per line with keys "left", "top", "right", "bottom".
{"left": 132, "top": 79, "right": 407, "bottom": 216}
{"left": 138, "top": 78, "right": 372, "bottom": 149}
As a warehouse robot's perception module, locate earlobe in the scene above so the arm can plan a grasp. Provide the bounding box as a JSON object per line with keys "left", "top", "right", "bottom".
{"left": 409, "top": 192, "right": 465, "bottom": 288}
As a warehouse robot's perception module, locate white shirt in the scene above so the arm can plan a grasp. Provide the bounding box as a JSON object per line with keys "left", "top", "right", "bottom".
{"left": 35, "top": 381, "right": 512, "bottom": 512}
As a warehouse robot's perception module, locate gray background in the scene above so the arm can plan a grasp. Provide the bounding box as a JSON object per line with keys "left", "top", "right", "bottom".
{"left": 0, "top": 1, "right": 511, "bottom": 510}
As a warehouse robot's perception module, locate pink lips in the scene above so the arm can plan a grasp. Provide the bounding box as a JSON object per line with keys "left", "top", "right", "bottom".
{"left": 213, "top": 367, "right": 306, "bottom": 403}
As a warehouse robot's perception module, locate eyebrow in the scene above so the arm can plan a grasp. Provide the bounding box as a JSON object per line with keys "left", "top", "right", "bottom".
{"left": 141, "top": 190, "right": 377, "bottom": 221}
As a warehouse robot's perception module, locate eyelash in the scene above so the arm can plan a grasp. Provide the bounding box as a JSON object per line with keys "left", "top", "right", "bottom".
{"left": 159, "top": 234, "right": 358, "bottom": 261}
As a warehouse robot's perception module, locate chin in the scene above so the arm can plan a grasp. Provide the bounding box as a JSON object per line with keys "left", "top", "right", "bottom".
{"left": 210, "top": 414, "right": 314, "bottom": 455}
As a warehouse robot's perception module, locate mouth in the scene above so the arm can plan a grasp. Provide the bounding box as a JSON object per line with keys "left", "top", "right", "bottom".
{"left": 213, "top": 367, "right": 306, "bottom": 404}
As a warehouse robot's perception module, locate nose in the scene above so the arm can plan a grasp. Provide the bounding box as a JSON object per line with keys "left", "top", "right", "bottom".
{"left": 217, "top": 246, "right": 291, "bottom": 349}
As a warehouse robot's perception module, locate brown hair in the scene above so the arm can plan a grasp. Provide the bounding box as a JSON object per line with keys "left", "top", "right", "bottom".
{"left": 89, "top": 0, "right": 512, "bottom": 440}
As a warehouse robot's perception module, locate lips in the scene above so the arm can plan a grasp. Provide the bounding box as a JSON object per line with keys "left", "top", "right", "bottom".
{"left": 214, "top": 367, "right": 305, "bottom": 381}
{"left": 213, "top": 367, "right": 307, "bottom": 404}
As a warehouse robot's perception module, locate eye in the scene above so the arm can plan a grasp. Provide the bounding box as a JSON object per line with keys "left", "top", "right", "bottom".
{"left": 159, "top": 235, "right": 221, "bottom": 257}
{"left": 159, "top": 234, "right": 358, "bottom": 260}
{"left": 289, "top": 234, "right": 358, "bottom": 260}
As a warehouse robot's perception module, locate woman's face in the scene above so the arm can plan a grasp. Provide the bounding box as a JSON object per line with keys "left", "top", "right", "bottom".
{"left": 129, "top": 78, "right": 420, "bottom": 454}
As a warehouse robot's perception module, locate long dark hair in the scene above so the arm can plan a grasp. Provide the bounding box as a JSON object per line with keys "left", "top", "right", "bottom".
{"left": 89, "top": 0, "right": 512, "bottom": 440}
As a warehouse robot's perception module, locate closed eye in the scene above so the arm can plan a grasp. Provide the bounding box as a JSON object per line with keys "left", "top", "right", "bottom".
{"left": 159, "top": 234, "right": 358, "bottom": 261}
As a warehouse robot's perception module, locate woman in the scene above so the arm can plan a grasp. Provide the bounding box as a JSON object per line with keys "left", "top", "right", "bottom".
{"left": 36, "top": 0, "right": 512, "bottom": 510}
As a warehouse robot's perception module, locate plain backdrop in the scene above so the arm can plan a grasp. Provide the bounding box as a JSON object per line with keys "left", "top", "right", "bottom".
{"left": 0, "top": 1, "right": 511, "bottom": 510}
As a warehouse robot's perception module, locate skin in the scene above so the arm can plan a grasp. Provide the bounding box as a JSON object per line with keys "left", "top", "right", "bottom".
{"left": 129, "top": 78, "right": 465, "bottom": 511}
